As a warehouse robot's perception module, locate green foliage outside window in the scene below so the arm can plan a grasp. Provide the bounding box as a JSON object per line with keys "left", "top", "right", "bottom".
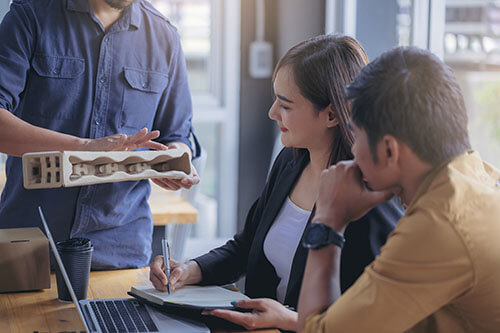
{"left": 475, "top": 82, "right": 500, "bottom": 145}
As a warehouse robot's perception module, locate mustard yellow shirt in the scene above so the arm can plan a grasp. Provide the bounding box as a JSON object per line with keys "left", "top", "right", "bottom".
{"left": 304, "top": 151, "right": 500, "bottom": 332}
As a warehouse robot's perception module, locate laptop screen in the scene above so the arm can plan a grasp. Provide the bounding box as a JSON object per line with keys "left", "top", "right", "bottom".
{"left": 38, "top": 206, "right": 91, "bottom": 333}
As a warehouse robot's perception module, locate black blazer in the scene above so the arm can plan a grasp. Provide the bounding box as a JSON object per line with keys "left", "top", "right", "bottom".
{"left": 194, "top": 148, "right": 404, "bottom": 309}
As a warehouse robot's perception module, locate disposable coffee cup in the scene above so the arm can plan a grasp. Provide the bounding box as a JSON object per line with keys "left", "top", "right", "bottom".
{"left": 55, "top": 238, "right": 93, "bottom": 302}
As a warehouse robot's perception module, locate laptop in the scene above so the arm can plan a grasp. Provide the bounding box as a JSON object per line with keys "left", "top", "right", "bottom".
{"left": 38, "top": 206, "right": 209, "bottom": 333}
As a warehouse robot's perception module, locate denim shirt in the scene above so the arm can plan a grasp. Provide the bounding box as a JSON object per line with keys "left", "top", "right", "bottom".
{"left": 0, "top": 0, "right": 195, "bottom": 269}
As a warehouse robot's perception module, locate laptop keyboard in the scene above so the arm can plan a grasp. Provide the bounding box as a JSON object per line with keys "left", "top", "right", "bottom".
{"left": 89, "top": 299, "right": 159, "bottom": 333}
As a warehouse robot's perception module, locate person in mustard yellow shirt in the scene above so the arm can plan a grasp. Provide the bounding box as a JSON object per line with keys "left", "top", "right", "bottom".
{"left": 297, "top": 47, "right": 500, "bottom": 332}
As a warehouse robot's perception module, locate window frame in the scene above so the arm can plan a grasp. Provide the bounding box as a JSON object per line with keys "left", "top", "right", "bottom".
{"left": 190, "top": 0, "right": 241, "bottom": 237}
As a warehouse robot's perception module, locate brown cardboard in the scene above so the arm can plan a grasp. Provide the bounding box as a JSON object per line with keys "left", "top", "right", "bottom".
{"left": 0, "top": 228, "right": 50, "bottom": 292}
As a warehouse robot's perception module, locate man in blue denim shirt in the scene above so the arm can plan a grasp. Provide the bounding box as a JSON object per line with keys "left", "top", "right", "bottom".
{"left": 0, "top": 0, "right": 199, "bottom": 269}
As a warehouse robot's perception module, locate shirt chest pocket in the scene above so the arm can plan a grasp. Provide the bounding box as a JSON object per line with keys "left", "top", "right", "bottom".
{"left": 121, "top": 67, "right": 169, "bottom": 131}
{"left": 30, "top": 54, "right": 85, "bottom": 119}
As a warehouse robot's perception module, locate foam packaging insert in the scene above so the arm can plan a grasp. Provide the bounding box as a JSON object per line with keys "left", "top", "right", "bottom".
{"left": 22, "top": 149, "right": 192, "bottom": 189}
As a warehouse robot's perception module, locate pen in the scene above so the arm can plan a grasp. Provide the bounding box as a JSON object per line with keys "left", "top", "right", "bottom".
{"left": 162, "top": 239, "right": 171, "bottom": 294}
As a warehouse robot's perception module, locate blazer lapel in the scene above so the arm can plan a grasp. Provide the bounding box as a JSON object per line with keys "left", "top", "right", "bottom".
{"left": 249, "top": 152, "right": 309, "bottom": 261}
{"left": 245, "top": 151, "right": 309, "bottom": 298}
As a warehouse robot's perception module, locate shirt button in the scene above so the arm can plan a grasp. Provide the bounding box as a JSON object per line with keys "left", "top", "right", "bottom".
{"left": 100, "top": 78, "right": 105, "bottom": 83}
{"left": 52, "top": 70, "right": 59, "bottom": 75}
{"left": 104, "top": 37, "right": 109, "bottom": 43}
{"left": 95, "top": 120, "right": 100, "bottom": 125}
{"left": 142, "top": 83, "right": 147, "bottom": 88}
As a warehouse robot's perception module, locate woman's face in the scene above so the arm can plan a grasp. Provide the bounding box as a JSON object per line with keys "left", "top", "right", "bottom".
{"left": 268, "top": 66, "right": 333, "bottom": 150}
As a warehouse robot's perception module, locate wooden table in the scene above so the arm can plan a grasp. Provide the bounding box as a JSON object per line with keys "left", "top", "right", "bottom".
{"left": 0, "top": 268, "right": 278, "bottom": 333}
{"left": 149, "top": 181, "right": 198, "bottom": 226}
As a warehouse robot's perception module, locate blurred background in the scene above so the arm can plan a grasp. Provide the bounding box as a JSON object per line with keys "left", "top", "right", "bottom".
{"left": 0, "top": 0, "right": 499, "bottom": 258}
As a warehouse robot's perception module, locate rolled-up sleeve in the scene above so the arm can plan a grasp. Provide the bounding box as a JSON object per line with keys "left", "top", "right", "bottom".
{"left": 152, "top": 29, "right": 194, "bottom": 151}
{"left": 0, "top": 0, "right": 36, "bottom": 112}
{"left": 303, "top": 211, "right": 473, "bottom": 333}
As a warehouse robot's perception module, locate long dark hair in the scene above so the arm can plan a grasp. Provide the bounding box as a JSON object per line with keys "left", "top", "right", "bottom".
{"left": 273, "top": 34, "right": 369, "bottom": 166}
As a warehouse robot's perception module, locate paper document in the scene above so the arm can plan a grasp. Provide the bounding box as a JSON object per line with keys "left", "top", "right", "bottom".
{"left": 130, "top": 285, "right": 249, "bottom": 308}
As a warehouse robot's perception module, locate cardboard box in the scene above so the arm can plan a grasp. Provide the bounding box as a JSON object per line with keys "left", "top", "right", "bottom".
{"left": 0, "top": 228, "right": 50, "bottom": 292}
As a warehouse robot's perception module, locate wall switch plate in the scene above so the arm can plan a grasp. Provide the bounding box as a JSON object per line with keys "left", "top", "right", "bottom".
{"left": 249, "top": 41, "right": 273, "bottom": 79}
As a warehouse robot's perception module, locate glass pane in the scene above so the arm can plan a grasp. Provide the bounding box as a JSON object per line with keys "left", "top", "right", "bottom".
{"left": 192, "top": 122, "right": 219, "bottom": 199}
{"left": 150, "top": 0, "right": 212, "bottom": 93}
{"left": 191, "top": 121, "right": 220, "bottom": 238}
{"left": 462, "top": 73, "right": 500, "bottom": 167}
{"left": 444, "top": 2, "right": 500, "bottom": 67}
{"left": 354, "top": 0, "right": 411, "bottom": 59}
{"left": 443, "top": 1, "right": 500, "bottom": 167}
{"left": 397, "top": 0, "right": 412, "bottom": 46}
{"left": 148, "top": 1, "right": 221, "bottom": 239}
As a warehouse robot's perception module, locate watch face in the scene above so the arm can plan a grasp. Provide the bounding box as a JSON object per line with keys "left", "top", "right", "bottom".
{"left": 306, "top": 223, "right": 327, "bottom": 244}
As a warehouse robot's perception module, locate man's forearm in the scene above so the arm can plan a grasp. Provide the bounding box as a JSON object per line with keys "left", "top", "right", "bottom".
{"left": 0, "top": 108, "right": 86, "bottom": 157}
{"left": 297, "top": 244, "right": 342, "bottom": 332}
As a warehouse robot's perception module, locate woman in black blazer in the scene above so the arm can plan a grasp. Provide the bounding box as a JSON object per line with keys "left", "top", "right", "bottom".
{"left": 150, "top": 35, "right": 404, "bottom": 331}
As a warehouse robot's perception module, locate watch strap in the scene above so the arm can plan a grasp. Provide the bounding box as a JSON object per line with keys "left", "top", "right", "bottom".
{"left": 326, "top": 225, "right": 345, "bottom": 249}
{"left": 303, "top": 222, "right": 345, "bottom": 250}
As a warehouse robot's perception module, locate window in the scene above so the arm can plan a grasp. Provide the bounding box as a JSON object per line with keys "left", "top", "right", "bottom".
{"left": 151, "top": 0, "right": 213, "bottom": 94}
{"left": 150, "top": 0, "right": 241, "bottom": 237}
{"left": 442, "top": 0, "right": 500, "bottom": 167}
{"left": 397, "top": 0, "right": 412, "bottom": 47}
{"left": 327, "top": 0, "right": 499, "bottom": 167}
{"left": 326, "top": 0, "right": 413, "bottom": 59}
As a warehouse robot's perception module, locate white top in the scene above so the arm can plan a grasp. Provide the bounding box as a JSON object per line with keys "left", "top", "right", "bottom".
{"left": 263, "top": 196, "right": 310, "bottom": 303}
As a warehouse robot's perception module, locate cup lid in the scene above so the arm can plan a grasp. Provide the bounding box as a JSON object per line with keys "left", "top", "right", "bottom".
{"left": 56, "top": 238, "right": 93, "bottom": 252}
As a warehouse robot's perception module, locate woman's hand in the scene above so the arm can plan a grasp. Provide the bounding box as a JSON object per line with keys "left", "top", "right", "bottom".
{"left": 149, "top": 256, "right": 202, "bottom": 292}
{"left": 203, "top": 298, "right": 298, "bottom": 331}
{"left": 83, "top": 128, "right": 166, "bottom": 151}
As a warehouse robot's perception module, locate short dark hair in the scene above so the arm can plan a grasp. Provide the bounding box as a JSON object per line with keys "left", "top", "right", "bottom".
{"left": 347, "top": 46, "right": 471, "bottom": 166}
{"left": 274, "top": 34, "right": 369, "bottom": 166}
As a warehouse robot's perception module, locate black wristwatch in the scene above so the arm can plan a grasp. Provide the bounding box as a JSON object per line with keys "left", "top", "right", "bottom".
{"left": 302, "top": 222, "right": 345, "bottom": 249}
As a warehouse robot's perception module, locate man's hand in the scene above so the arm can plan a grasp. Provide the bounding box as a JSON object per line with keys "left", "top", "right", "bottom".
{"left": 83, "top": 128, "right": 166, "bottom": 151}
{"left": 152, "top": 166, "right": 199, "bottom": 191}
{"left": 152, "top": 141, "right": 200, "bottom": 190}
{"left": 314, "top": 160, "right": 393, "bottom": 232}
{"left": 202, "top": 299, "right": 297, "bottom": 331}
